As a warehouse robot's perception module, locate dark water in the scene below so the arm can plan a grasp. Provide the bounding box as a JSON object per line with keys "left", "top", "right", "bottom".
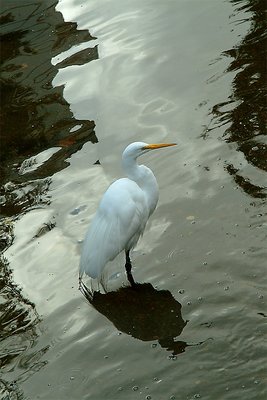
{"left": 1, "top": 0, "right": 266, "bottom": 399}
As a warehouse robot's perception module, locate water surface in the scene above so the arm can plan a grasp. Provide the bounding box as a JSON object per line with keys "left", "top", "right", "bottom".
{"left": 1, "top": 0, "right": 266, "bottom": 399}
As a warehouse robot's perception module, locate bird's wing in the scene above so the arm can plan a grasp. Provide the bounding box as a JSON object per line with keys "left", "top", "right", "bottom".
{"left": 79, "top": 178, "right": 149, "bottom": 279}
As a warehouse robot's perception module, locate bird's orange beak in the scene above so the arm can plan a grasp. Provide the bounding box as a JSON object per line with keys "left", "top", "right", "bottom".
{"left": 143, "top": 143, "right": 177, "bottom": 150}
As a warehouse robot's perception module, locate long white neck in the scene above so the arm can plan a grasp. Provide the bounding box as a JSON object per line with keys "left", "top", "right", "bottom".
{"left": 122, "top": 152, "right": 144, "bottom": 182}
{"left": 122, "top": 152, "right": 159, "bottom": 215}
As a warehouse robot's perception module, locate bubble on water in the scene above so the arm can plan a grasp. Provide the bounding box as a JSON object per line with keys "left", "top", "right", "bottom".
{"left": 70, "top": 376, "right": 74, "bottom": 381}
{"left": 132, "top": 386, "right": 139, "bottom": 391}
{"left": 203, "top": 261, "right": 207, "bottom": 265}
{"left": 151, "top": 343, "right": 157, "bottom": 348}
{"left": 254, "top": 380, "right": 260, "bottom": 384}
{"left": 187, "top": 301, "right": 192, "bottom": 306}
{"left": 225, "top": 387, "right": 229, "bottom": 391}
{"left": 194, "top": 394, "right": 201, "bottom": 399}
{"left": 146, "top": 396, "right": 152, "bottom": 400}
{"left": 7, "top": 383, "right": 16, "bottom": 390}
{"left": 178, "top": 289, "right": 185, "bottom": 294}
{"left": 104, "top": 355, "right": 109, "bottom": 359}
{"left": 224, "top": 286, "right": 230, "bottom": 291}
{"left": 187, "top": 215, "right": 195, "bottom": 221}
{"left": 153, "top": 377, "right": 159, "bottom": 382}
{"left": 70, "top": 205, "right": 87, "bottom": 215}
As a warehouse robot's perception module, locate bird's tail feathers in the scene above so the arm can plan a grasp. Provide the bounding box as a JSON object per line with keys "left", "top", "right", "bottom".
{"left": 79, "top": 213, "right": 124, "bottom": 280}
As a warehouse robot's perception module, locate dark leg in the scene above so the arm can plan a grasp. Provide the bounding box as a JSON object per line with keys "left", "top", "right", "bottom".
{"left": 125, "top": 250, "right": 136, "bottom": 287}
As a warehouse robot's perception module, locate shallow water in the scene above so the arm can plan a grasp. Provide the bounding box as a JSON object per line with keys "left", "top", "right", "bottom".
{"left": 1, "top": 0, "right": 266, "bottom": 399}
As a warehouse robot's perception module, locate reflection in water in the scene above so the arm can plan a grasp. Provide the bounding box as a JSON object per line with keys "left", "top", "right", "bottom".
{"left": 0, "top": 257, "right": 48, "bottom": 399}
{"left": 81, "top": 282, "right": 195, "bottom": 356}
{"left": 205, "top": 0, "right": 266, "bottom": 198}
{"left": 0, "top": 1, "right": 99, "bottom": 397}
{"left": 0, "top": 0, "right": 98, "bottom": 216}
{"left": 1, "top": 178, "right": 52, "bottom": 218}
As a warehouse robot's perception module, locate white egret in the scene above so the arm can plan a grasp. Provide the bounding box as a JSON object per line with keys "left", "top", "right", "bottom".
{"left": 79, "top": 141, "right": 176, "bottom": 287}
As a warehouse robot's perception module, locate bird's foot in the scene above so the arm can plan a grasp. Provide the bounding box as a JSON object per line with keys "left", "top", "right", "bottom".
{"left": 127, "top": 274, "right": 139, "bottom": 290}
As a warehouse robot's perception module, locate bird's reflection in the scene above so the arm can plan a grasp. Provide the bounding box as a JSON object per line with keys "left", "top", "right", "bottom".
{"left": 80, "top": 281, "right": 192, "bottom": 355}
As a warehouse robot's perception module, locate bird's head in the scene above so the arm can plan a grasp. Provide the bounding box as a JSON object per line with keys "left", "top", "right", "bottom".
{"left": 123, "top": 142, "right": 177, "bottom": 160}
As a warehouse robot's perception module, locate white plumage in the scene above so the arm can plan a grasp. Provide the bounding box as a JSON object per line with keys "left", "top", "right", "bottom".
{"left": 79, "top": 141, "right": 176, "bottom": 286}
